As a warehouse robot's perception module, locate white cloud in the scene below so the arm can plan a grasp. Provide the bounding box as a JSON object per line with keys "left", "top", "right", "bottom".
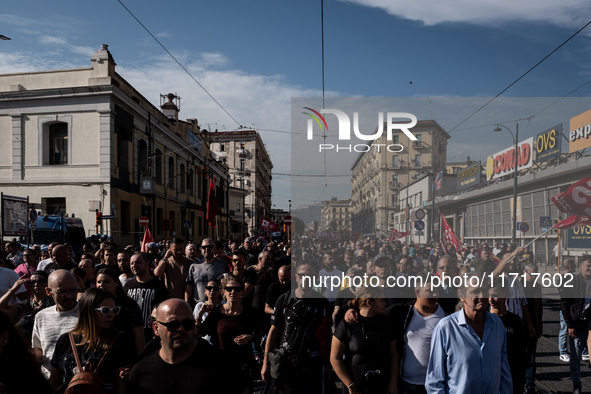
{"left": 40, "top": 36, "right": 68, "bottom": 46}
{"left": 339, "top": 0, "right": 591, "bottom": 27}
{"left": 199, "top": 52, "right": 229, "bottom": 66}
{"left": 156, "top": 32, "right": 173, "bottom": 39}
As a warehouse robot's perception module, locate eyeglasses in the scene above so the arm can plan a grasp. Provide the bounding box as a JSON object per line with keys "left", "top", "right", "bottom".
{"left": 157, "top": 318, "right": 196, "bottom": 332}
{"left": 94, "top": 306, "right": 121, "bottom": 316}
{"left": 224, "top": 286, "right": 243, "bottom": 293}
{"left": 205, "top": 286, "right": 220, "bottom": 291}
{"left": 201, "top": 245, "right": 214, "bottom": 250}
{"left": 232, "top": 258, "right": 244, "bottom": 262}
{"left": 29, "top": 280, "right": 47, "bottom": 285}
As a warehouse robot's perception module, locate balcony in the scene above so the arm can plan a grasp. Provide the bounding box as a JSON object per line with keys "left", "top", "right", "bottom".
{"left": 389, "top": 181, "right": 401, "bottom": 191}
{"left": 390, "top": 163, "right": 401, "bottom": 169}
{"left": 237, "top": 168, "right": 251, "bottom": 176}
{"left": 237, "top": 148, "right": 247, "bottom": 158}
{"left": 412, "top": 141, "right": 425, "bottom": 149}
{"left": 411, "top": 160, "right": 422, "bottom": 168}
{"left": 439, "top": 145, "right": 446, "bottom": 153}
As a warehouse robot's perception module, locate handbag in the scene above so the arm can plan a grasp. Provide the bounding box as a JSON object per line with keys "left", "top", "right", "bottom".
{"left": 64, "top": 332, "right": 121, "bottom": 394}
{"left": 268, "top": 347, "right": 291, "bottom": 380}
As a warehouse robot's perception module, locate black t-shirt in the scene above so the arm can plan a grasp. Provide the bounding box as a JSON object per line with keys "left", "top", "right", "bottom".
{"left": 128, "top": 338, "right": 247, "bottom": 394}
{"left": 44, "top": 261, "right": 78, "bottom": 275}
{"left": 265, "top": 281, "right": 290, "bottom": 309}
{"left": 271, "top": 291, "right": 332, "bottom": 357}
{"left": 124, "top": 277, "right": 169, "bottom": 342}
{"left": 499, "top": 312, "right": 526, "bottom": 391}
{"left": 333, "top": 287, "right": 355, "bottom": 328}
{"left": 200, "top": 304, "right": 259, "bottom": 364}
{"left": 51, "top": 331, "right": 135, "bottom": 393}
{"left": 246, "top": 266, "right": 278, "bottom": 312}
{"left": 114, "top": 296, "right": 144, "bottom": 336}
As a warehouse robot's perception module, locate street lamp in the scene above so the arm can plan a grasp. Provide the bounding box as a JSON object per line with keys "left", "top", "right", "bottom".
{"left": 493, "top": 124, "right": 519, "bottom": 245}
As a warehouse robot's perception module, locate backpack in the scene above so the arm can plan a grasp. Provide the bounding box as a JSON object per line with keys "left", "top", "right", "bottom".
{"left": 64, "top": 332, "right": 121, "bottom": 394}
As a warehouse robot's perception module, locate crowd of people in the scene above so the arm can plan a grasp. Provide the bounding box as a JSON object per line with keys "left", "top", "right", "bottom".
{"left": 0, "top": 235, "right": 589, "bottom": 394}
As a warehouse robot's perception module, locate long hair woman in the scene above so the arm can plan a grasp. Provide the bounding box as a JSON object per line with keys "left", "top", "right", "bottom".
{"left": 331, "top": 287, "right": 399, "bottom": 394}
{"left": 96, "top": 268, "right": 145, "bottom": 355}
{"left": 0, "top": 310, "right": 51, "bottom": 393}
{"left": 49, "top": 288, "right": 135, "bottom": 393}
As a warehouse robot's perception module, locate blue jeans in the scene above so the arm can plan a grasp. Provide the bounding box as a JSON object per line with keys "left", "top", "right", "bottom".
{"left": 560, "top": 311, "right": 568, "bottom": 355}
{"left": 569, "top": 328, "right": 589, "bottom": 384}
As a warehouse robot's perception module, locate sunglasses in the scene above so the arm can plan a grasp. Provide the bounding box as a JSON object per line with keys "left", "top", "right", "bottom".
{"left": 23, "top": 254, "right": 36, "bottom": 257}
{"left": 29, "top": 280, "right": 47, "bottom": 285}
{"left": 205, "top": 286, "right": 220, "bottom": 291}
{"left": 94, "top": 306, "right": 121, "bottom": 316}
{"left": 225, "top": 286, "right": 243, "bottom": 293}
{"left": 232, "top": 258, "right": 244, "bottom": 262}
{"left": 201, "top": 245, "right": 214, "bottom": 250}
{"left": 157, "top": 318, "right": 196, "bottom": 332}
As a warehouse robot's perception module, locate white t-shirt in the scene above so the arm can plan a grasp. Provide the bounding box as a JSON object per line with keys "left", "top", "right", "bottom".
{"left": 553, "top": 244, "right": 564, "bottom": 257}
{"left": 492, "top": 247, "right": 501, "bottom": 256}
{"left": 402, "top": 305, "right": 446, "bottom": 385}
{"left": 37, "top": 258, "right": 53, "bottom": 271}
{"left": 0, "top": 267, "right": 27, "bottom": 305}
{"left": 32, "top": 303, "right": 79, "bottom": 378}
{"left": 318, "top": 268, "right": 343, "bottom": 302}
{"left": 119, "top": 274, "right": 136, "bottom": 287}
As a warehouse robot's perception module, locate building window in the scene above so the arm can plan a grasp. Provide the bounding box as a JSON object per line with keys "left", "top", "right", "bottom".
{"left": 49, "top": 123, "right": 68, "bottom": 165}
{"left": 392, "top": 194, "right": 398, "bottom": 205}
{"left": 239, "top": 159, "right": 246, "bottom": 171}
{"left": 414, "top": 154, "right": 422, "bottom": 167}
{"left": 220, "top": 143, "right": 225, "bottom": 152}
{"left": 236, "top": 202, "right": 241, "bottom": 212}
{"left": 392, "top": 155, "right": 400, "bottom": 167}
{"left": 391, "top": 174, "right": 399, "bottom": 182}
{"left": 416, "top": 134, "right": 422, "bottom": 142}
{"left": 117, "top": 127, "right": 129, "bottom": 175}
{"left": 180, "top": 163, "right": 186, "bottom": 193}
{"left": 138, "top": 140, "right": 148, "bottom": 182}
{"left": 188, "top": 170, "right": 194, "bottom": 196}
{"left": 168, "top": 157, "right": 175, "bottom": 189}
{"left": 43, "top": 197, "right": 66, "bottom": 215}
{"left": 393, "top": 135, "right": 399, "bottom": 144}
{"left": 155, "top": 150, "right": 163, "bottom": 185}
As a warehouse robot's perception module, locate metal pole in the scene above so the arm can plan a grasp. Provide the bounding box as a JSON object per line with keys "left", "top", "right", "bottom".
{"left": 431, "top": 173, "right": 435, "bottom": 244}
{"left": 512, "top": 124, "right": 519, "bottom": 245}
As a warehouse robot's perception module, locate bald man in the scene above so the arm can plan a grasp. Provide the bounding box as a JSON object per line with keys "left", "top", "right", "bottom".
{"left": 32, "top": 270, "right": 79, "bottom": 378}
{"left": 264, "top": 265, "right": 292, "bottom": 315}
{"left": 43, "top": 245, "right": 77, "bottom": 275}
{"left": 129, "top": 299, "right": 248, "bottom": 394}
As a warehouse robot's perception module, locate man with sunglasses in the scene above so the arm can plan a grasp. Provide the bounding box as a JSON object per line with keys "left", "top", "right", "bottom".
{"left": 220, "top": 250, "right": 256, "bottom": 304}
{"left": 128, "top": 298, "right": 248, "bottom": 394}
{"left": 32, "top": 270, "right": 79, "bottom": 378}
{"left": 185, "top": 238, "right": 229, "bottom": 307}
{"left": 155, "top": 238, "right": 194, "bottom": 299}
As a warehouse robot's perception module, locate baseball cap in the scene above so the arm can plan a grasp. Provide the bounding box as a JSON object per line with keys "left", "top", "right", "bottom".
{"left": 147, "top": 242, "right": 160, "bottom": 248}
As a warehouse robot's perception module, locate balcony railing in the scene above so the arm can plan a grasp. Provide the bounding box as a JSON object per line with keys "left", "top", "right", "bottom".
{"left": 389, "top": 181, "right": 401, "bottom": 191}
{"left": 411, "top": 161, "right": 422, "bottom": 168}
{"left": 412, "top": 141, "right": 425, "bottom": 149}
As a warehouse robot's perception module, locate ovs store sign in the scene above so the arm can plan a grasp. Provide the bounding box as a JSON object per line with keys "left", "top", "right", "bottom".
{"left": 486, "top": 137, "right": 534, "bottom": 181}
{"left": 535, "top": 124, "right": 562, "bottom": 163}
{"left": 567, "top": 225, "right": 591, "bottom": 249}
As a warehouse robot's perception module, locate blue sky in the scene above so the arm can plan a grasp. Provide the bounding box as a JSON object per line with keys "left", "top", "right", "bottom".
{"left": 2, "top": 0, "right": 591, "bottom": 210}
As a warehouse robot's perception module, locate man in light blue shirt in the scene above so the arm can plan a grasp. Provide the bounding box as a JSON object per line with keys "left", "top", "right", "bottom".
{"left": 425, "top": 273, "right": 512, "bottom": 394}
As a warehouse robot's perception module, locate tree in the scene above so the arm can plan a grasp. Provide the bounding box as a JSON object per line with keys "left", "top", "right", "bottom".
{"left": 294, "top": 216, "right": 305, "bottom": 235}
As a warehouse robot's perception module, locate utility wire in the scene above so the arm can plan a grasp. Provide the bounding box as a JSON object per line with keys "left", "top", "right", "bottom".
{"left": 316, "top": 0, "right": 328, "bottom": 203}
{"left": 449, "top": 18, "right": 591, "bottom": 132}
{"left": 117, "top": 0, "right": 241, "bottom": 127}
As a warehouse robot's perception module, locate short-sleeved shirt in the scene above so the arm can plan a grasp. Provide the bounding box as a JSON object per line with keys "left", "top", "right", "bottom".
{"left": 265, "top": 281, "right": 290, "bottom": 310}
{"left": 124, "top": 277, "right": 169, "bottom": 341}
{"left": 128, "top": 338, "right": 247, "bottom": 394}
{"left": 44, "top": 261, "right": 78, "bottom": 275}
{"left": 14, "top": 263, "right": 38, "bottom": 297}
{"left": 32, "top": 303, "right": 79, "bottom": 378}
{"left": 113, "top": 296, "right": 144, "bottom": 336}
{"left": 51, "top": 331, "right": 135, "bottom": 393}
{"left": 246, "top": 266, "right": 277, "bottom": 312}
{"left": 186, "top": 259, "right": 230, "bottom": 303}
{"left": 0, "top": 266, "right": 27, "bottom": 305}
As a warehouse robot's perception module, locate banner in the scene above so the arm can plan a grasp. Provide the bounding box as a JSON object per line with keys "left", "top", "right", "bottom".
{"left": 551, "top": 177, "right": 591, "bottom": 217}
{"left": 141, "top": 228, "right": 155, "bottom": 252}
{"left": 388, "top": 229, "right": 410, "bottom": 242}
{"left": 457, "top": 163, "right": 481, "bottom": 190}
{"left": 259, "top": 217, "right": 280, "bottom": 232}
{"left": 440, "top": 213, "right": 462, "bottom": 253}
{"left": 2, "top": 194, "right": 28, "bottom": 236}
{"left": 535, "top": 124, "right": 562, "bottom": 162}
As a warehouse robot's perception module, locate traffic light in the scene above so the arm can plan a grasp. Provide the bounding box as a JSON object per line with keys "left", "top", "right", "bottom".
{"left": 95, "top": 209, "right": 102, "bottom": 227}
{"left": 163, "top": 218, "right": 171, "bottom": 231}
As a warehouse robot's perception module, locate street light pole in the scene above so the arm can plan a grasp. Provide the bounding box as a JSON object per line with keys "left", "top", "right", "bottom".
{"left": 494, "top": 123, "right": 519, "bottom": 245}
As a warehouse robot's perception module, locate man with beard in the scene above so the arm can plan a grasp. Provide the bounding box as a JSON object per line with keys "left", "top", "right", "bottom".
{"left": 95, "top": 245, "right": 120, "bottom": 275}
{"left": 264, "top": 265, "right": 291, "bottom": 315}
{"left": 125, "top": 253, "right": 170, "bottom": 343}
{"left": 155, "top": 238, "right": 194, "bottom": 299}
{"left": 128, "top": 299, "right": 248, "bottom": 394}
{"left": 426, "top": 272, "right": 512, "bottom": 393}
{"left": 185, "top": 238, "right": 229, "bottom": 306}
{"left": 185, "top": 243, "right": 200, "bottom": 262}
{"left": 118, "top": 250, "right": 135, "bottom": 287}
{"left": 241, "top": 237, "right": 260, "bottom": 267}
{"left": 396, "top": 245, "right": 411, "bottom": 265}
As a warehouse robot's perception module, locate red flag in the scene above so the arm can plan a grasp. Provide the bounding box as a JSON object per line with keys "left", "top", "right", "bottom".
{"left": 141, "top": 227, "right": 154, "bottom": 252}
{"left": 477, "top": 243, "right": 482, "bottom": 259}
{"left": 551, "top": 177, "right": 591, "bottom": 217}
{"left": 206, "top": 178, "right": 221, "bottom": 228}
{"left": 388, "top": 229, "right": 410, "bottom": 242}
{"left": 260, "top": 217, "right": 280, "bottom": 232}
{"left": 440, "top": 213, "right": 462, "bottom": 253}
{"left": 553, "top": 214, "right": 591, "bottom": 230}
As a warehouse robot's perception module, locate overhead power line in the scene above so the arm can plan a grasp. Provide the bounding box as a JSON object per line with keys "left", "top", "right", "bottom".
{"left": 449, "top": 18, "right": 591, "bottom": 132}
